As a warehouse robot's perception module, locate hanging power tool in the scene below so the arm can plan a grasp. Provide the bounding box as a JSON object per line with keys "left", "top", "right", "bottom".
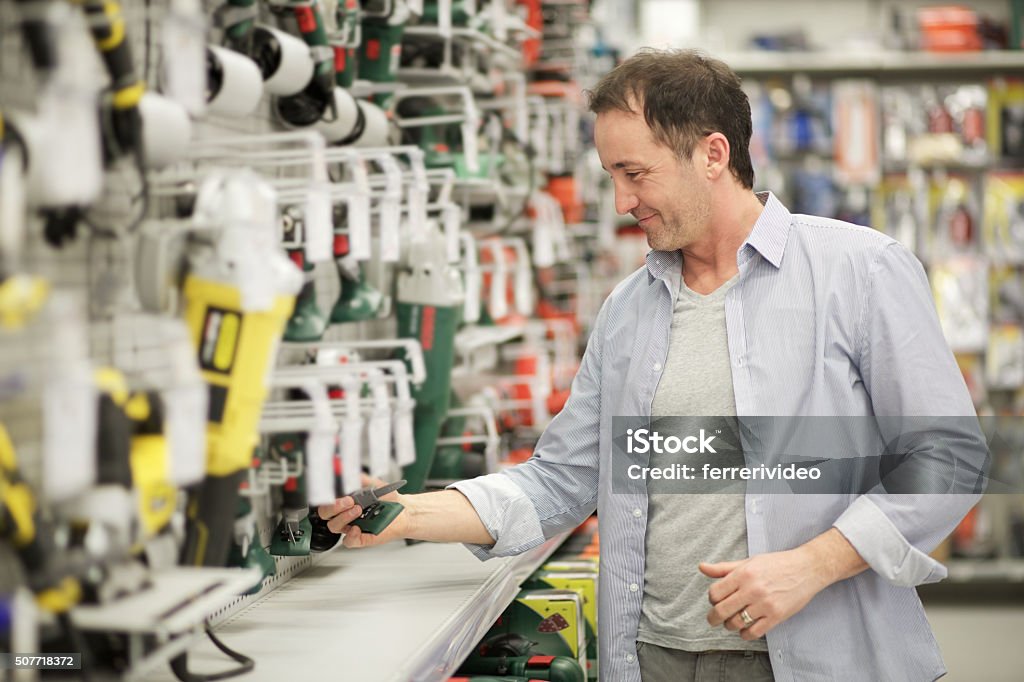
{"left": 271, "top": 1, "right": 390, "bottom": 145}
{"left": 272, "top": 1, "right": 339, "bottom": 126}
{"left": 179, "top": 172, "right": 302, "bottom": 569}
{"left": 459, "top": 651, "right": 586, "bottom": 682}
{"left": 93, "top": 368, "right": 176, "bottom": 549}
{"left": 330, "top": 225, "right": 384, "bottom": 323}
{"left": 268, "top": 424, "right": 312, "bottom": 557}
{"left": 226, "top": 471, "right": 276, "bottom": 595}
{"left": 11, "top": 1, "right": 102, "bottom": 246}
{"left": 359, "top": 0, "right": 413, "bottom": 88}
{"left": 330, "top": 0, "right": 362, "bottom": 89}
{"left": 77, "top": 367, "right": 177, "bottom": 607}
{"left": 396, "top": 223, "right": 464, "bottom": 493}
{"left": 217, "top": 0, "right": 259, "bottom": 54}
{"left": 282, "top": 205, "right": 328, "bottom": 341}
{"left": 222, "top": 0, "right": 318, "bottom": 101}
{"left": 0, "top": 109, "right": 49, "bottom": 328}
{"left": 0, "top": 422, "right": 82, "bottom": 616}
{"left": 74, "top": 0, "right": 145, "bottom": 166}
{"left": 428, "top": 400, "right": 488, "bottom": 482}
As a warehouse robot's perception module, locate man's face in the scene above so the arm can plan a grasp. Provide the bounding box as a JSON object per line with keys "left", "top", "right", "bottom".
{"left": 594, "top": 107, "right": 711, "bottom": 251}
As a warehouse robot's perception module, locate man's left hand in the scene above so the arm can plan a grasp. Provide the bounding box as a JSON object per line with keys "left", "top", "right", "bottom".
{"left": 701, "top": 528, "right": 868, "bottom": 640}
{"left": 701, "top": 549, "right": 826, "bottom": 640}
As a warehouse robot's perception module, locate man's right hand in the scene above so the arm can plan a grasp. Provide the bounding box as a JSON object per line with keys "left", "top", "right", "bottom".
{"left": 317, "top": 476, "right": 408, "bottom": 549}
{"left": 317, "top": 478, "right": 496, "bottom": 548}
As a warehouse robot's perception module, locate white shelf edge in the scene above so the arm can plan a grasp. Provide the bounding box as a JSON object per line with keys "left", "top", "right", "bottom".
{"left": 713, "top": 50, "right": 1024, "bottom": 75}
{"left": 398, "top": 533, "right": 570, "bottom": 682}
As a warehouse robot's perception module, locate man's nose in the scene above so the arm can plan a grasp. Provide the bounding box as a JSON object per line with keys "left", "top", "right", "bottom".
{"left": 614, "top": 184, "right": 639, "bottom": 216}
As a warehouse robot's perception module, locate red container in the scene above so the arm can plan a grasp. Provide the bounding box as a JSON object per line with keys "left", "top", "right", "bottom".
{"left": 918, "top": 5, "right": 982, "bottom": 52}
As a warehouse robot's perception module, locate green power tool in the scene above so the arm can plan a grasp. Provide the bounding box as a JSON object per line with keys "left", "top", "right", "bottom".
{"left": 329, "top": 0, "right": 362, "bottom": 89}
{"left": 268, "top": 432, "right": 312, "bottom": 556}
{"left": 459, "top": 653, "right": 585, "bottom": 682}
{"left": 359, "top": 0, "right": 412, "bottom": 88}
{"left": 282, "top": 207, "right": 328, "bottom": 341}
{"left": 349, "top": 479, "right": 406, "bottom": 535}
{"left": 226, "top": 485, "right": 276, "bottom": 595}
{"left": 218, "top": 0, "right": 258, "bottom": 54}
{"left": 330, "top": 231, "right": 383, "bottom": 323}
{"left": 273, "top": 1, "right": 337, "bottom": 127}
{"left": 396, "top": 225, "right": 464, "bottom": 493}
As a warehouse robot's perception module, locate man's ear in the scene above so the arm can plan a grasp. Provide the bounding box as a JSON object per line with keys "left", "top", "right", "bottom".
{"left": 704, "top": 133, "right": 731, "bottom": 181}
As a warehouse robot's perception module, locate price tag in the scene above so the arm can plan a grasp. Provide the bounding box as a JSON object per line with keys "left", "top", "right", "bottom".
{"left": 304, "top": 183, "right": 333, "bottom": 263}
{"left": 43, "top": 367, "right": 96, "bottom": 502}
{"left": 393, "top": 387, "right": 416, "bottom": 467}
{"left": 485, "top": 241, "right": 508, "bottom": 320}
{"left": 531, "top": 198, "right": 556, "bottom": 268}
{"left": 464, "top": 268, "right": 482, "bottom": 324}
{"left": 305, "top": 383, "right": 337, "bottom": 506}
{"left": 0, "top": 145, "right": 26, "bottom": 259}
{"left": 164, "top": 382, "right": 207, "bottom": 486}
{"left": 438, "top": 0, "right": 452, "bottom": 39}
{"left": 366, "top": 371, "right": 391, "bottom": 479}
{"left": 339, "top": 376, "right": 363, "bottom": 492}
{"left": 442, "top": 203, "right": 462, "bottom": 263}
{"left": 512, "top": 245, "right": 534, "bottom": 315}
{"left": 32, "top": 84, "right": 102, "bottom": 206}
{"left": 376, "top": 155, "right": 403, "bottom": 262}
{"left": 408, "top": 183, "right": 427, "bottom": 244}
{"left": 461, "top": 120, "right": 480, "bottom": 176}
{"left": 532, "top": 224, "right": 556, "bottom": 268}
{"left": 379, "top": 210, "right": 400, "bottom": 263}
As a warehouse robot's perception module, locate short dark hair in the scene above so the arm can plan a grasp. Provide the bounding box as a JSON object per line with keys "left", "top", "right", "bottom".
{"left": 586, "top": 49, "right": 755, "bottom": 189}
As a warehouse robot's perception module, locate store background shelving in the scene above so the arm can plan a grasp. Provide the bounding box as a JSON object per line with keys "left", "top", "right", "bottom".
{"left": 1, "top": 1, "right": 1022, "bottom": 681}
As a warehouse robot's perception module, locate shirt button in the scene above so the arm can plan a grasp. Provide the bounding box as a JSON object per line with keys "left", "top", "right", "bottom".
{"left": 734, "top": 356, "right": 744, "bottom": 367}
{"left": 653, "top": 362, "right": 662, "bottom": 371}
{"left": 629, "top": 583, "right": 639, "bottom": 592}
{"left": 748, "top": 497, "right": 760, "bottom": 514}
{"left": 626, "top": 654, "right": 635, "bottom": 662}
{"left": 633, "top": 507, "right": 642, "bottom": 518}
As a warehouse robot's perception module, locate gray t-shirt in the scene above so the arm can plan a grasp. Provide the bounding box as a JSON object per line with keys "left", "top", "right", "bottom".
{"left": 638, "top": 272, "right": 767, "bottom": 652}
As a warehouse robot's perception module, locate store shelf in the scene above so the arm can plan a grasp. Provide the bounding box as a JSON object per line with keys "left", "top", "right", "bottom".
{"left": 717, "top": 50, "right": 1024, "bottom": 76}
{"left": 945, "top": 559, "right": 1024, "bottom": 582}
{"left": 146, "top": 535, "right": 568, "bottom": 682}
{"left": 919, "top": 559, "right": 1024, "bottom": 604}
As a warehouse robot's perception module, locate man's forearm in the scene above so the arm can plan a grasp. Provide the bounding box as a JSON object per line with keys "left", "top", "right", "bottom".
{"left": 803, "top": 527, "right": 869, "bottom": 588}
{"left": 401, "top": 489, "right": 495, "bottom": 545}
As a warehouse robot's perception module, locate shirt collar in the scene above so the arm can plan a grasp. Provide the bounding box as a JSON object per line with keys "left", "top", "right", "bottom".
{"left": 644, "top": 192, "right": 792, "bottom": 282}
{"left": 742, "top": 191, "right": 791, "bottom": 269}
{"left": 644, "top": 249, "right": 682, "bottom": 283}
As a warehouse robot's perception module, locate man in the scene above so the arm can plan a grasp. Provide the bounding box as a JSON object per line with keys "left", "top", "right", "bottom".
{"left": 320, "top": 50, "right": 982, "bottom": 681}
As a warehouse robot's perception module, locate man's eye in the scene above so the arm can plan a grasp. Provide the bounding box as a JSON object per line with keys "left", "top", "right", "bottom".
{"left": 625, "top": 172, "right": 640, "bottom": 180}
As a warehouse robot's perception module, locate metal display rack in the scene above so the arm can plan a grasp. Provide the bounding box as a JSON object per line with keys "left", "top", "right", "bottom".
{"left": 146, "top": 534, "right": 570, "bottom": 682}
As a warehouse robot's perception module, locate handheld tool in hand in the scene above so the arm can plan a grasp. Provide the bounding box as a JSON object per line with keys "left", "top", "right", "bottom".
{"left": 350, "top": 479, "right": 406, "bottom": 535}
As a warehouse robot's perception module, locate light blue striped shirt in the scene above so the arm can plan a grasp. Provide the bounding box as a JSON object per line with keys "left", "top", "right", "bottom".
{"left": 453, "top": 192, "right": 980, "bottom": 681}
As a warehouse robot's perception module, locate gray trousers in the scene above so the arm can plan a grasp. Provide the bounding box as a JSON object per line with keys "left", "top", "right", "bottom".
{"left": 637, "top": 641, "right": 775, "bottom": 682}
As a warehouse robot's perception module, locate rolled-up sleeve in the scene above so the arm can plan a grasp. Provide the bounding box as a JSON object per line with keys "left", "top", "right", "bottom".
{"left": 447, "top": 298, "right": 610, "bottom": 560}
{"left": 450, "top": 473, "right": 545, "bottom": 559}
{"left": 837, "top": 242, "right": 985, "bottom": 587}
{"left": 833, "top": 495, "right": 949, "bottom": 586}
